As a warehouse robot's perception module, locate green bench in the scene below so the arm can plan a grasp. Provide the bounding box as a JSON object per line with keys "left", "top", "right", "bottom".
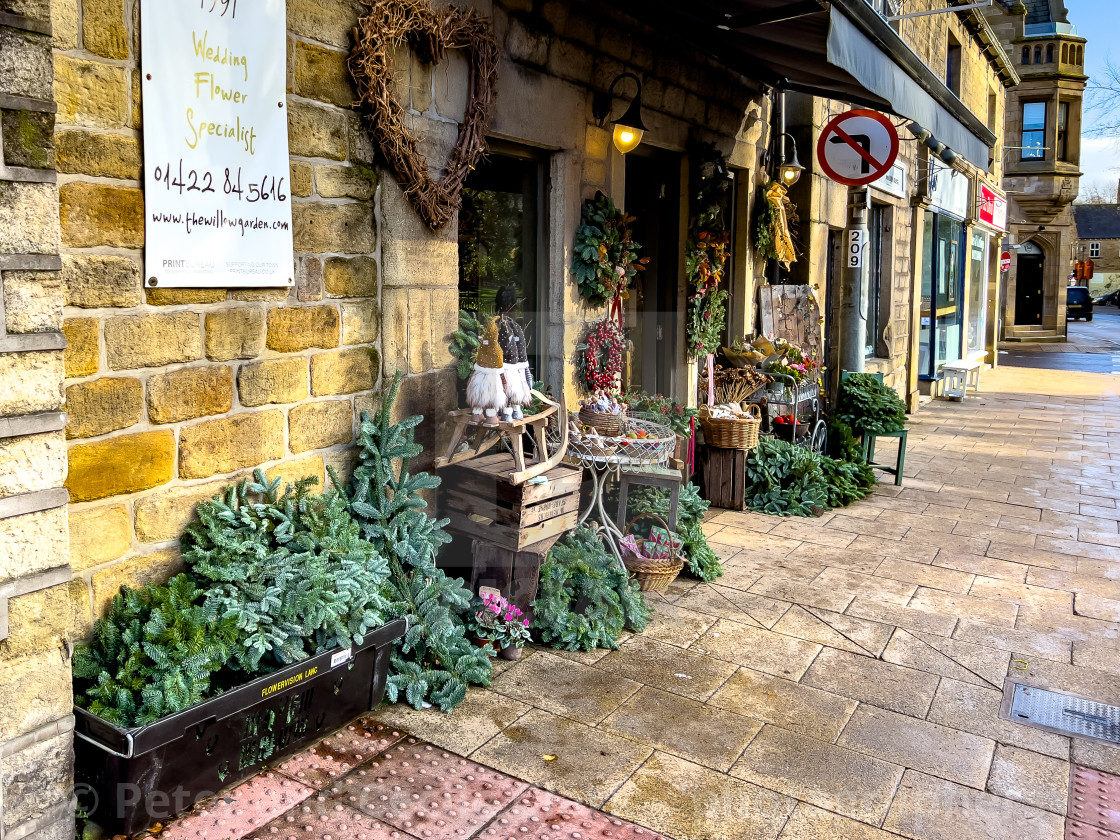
{"left": 840, "top": 371, "right": 908, "bottom": 487}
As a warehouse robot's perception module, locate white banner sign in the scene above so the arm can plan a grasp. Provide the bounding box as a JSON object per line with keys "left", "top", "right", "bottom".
{"left": 141, "top": 0, "right": 293, "bottom": 288}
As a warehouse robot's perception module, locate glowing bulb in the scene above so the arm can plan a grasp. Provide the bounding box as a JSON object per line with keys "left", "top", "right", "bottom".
{"left": 612, "top": 124, "right": 644, "bottom": 154}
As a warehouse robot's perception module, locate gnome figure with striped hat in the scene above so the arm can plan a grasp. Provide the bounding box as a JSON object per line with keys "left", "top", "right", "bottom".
{"left": 466, "top": 317, "right": 507, "bottom": 426}
{"left": 498, "top": 316, "right": 532, "bottom": 421}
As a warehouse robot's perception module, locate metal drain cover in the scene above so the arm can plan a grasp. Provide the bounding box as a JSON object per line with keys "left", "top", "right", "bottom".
{"left": 1001, "top": 682, "right": 1120, "bottom": 745}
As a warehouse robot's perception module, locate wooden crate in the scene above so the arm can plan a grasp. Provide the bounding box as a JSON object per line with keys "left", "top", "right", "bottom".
{"left": 696, "top": 445, "right": 746, "bottom": 511}
{"left": 438, "top": 453, "right": 582, "bottom": 551}
{"left": 469, "top": 536, "right": 560, "bottom": 622}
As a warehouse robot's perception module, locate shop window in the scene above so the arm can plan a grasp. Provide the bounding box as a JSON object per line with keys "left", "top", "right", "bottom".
{"left": 918, "top": 211, "right": 966, "bottom": 379}
{"left": 866, "top": 205, "right": 886, "bottom": 358}
{"left": 1021, "top": 102, "right": 1046, "bottom": 160}
{"left": 1056, "top": 100, "right": 1070, "bottom": 161}
{"left": 1090, "top": 242, "right": 1101, "bottom": 258}
{"left": 967, "top": 231, "right": 988, "bottom": 357}
{"left": 987, "top": 91, "right": 998, "bottom": 131}
{"left": 946, "top": 35, "right": 962, "bottom": 95}
{"left": 457, "top": 148, "right": 547, "bottom": 378}
{"left": 1046, "top": 44, "right": 1054, "bottom": 63}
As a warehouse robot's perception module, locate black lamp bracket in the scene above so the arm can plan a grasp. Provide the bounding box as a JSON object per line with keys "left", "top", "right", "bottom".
{"left": 593, "top": 72, "right": 643, "bottom": 127}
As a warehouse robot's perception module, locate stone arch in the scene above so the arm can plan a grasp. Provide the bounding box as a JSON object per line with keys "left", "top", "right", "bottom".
{"left": 1022, "top": 46, "right": 1030, "bottom": 64}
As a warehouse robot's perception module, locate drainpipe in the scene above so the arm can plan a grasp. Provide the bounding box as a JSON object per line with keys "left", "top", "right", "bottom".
{"left": 838, "top": 187, "right": 871, "bottom": 374}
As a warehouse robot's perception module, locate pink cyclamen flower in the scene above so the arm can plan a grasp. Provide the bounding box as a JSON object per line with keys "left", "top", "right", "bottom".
{"left": 523, "top": 619, "right": 530, "bottom": 626}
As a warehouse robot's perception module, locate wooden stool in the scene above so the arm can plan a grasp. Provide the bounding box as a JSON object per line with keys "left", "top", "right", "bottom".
{"left": 616, "top": 465, "right": 683, "bottom": 532}
{"left": 863, "top": 428, "right": 908, "bottom": 486}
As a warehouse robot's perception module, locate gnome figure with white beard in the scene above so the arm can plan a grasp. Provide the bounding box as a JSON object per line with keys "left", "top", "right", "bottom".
{"left": 466, "top": 317, "right": 507, "bottom": 425}
{"left": 498, "top": 316, "right": 532, "bottom": 421}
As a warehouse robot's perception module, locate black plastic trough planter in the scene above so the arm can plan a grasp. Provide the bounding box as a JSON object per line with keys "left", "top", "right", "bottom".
{"left": 74, "top": 618, "right": 407, "bottom": 836}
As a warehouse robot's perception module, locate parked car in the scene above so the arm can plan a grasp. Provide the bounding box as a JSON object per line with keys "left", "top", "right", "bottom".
{"left": 1094, "top": 289, "right": 1120, "bottom": 307}
{"left": 1067, "top": 286, "right": 1094, "bottom": 321}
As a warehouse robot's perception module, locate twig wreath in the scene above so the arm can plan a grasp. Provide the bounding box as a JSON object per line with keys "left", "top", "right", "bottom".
{"left": 350, "top": 0, "right": 500, "bottom": 231}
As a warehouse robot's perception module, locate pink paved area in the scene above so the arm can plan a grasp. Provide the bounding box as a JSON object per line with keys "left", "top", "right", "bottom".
{"left": 160, "top": 718, "right": 668, "bottom": 840}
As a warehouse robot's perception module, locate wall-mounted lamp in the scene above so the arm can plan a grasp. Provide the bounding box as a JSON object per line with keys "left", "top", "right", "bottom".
{"left": 593, "top": 72, "right": 647, "bottom": 155}
{"left": 777, "top": 132, "right": 804, "bottom": 186}
{"left": 907, "top": 122, "right": 959, "bottom": 165}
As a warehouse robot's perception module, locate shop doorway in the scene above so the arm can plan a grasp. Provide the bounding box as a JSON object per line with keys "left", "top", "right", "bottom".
{"left": 625, "top": 150, "right": 681, "bottom": 398}
{"left": 1015, "top": 250, "right": 1045, "bottom": 326}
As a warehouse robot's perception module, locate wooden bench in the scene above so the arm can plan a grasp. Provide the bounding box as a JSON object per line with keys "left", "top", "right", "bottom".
{"left": 938, "top": 359, "right": 983, "bottom": 400}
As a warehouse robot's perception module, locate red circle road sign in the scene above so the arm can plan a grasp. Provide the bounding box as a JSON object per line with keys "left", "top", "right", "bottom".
{"left": 1000, "top": 252, "right": 1012, "bottom": 272}
{"left": 816, "top": 109, "right": 900, "bottom": 187}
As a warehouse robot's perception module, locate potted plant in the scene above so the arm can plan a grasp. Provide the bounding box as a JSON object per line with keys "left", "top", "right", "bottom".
{"left": 470, "top": 593, "right": 532, "bottom": 660}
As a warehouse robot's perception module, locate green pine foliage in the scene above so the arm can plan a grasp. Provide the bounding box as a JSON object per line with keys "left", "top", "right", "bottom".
{"left": 449, "top": 310, "right": 483, "bottom": 381}
{"left": 337, "top": 371, "right": 491, "bottom": 712}
{"left": 621, "top": 483, "right": 724, "bottom": 582}
{"left": 837, "top": 373, "right": 908, "bottom": 436}
{"left": 182, "top": 473, "right": 390, "bottom": 673}
{"left": 532, "top": 527, "right": 650, "bottom": 652}
{"left": 744, "top": 436, "right": 876, "bottom": 517}
{"left": 72, "top": 574, "right": 237, "bottom": 727}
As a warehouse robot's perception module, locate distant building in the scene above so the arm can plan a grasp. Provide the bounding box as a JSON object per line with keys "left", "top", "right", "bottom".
{"left": 984, "top": 0, "right": 1087, "bottom": 341}
{"left": 1073, "top": 203, "right": 1120, "bottom": 294}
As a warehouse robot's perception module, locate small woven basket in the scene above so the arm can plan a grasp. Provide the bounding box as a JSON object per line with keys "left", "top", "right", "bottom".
{"left": 578, "top": 407, "right": 626, "bottom": 437}
{"left": 699, "top": 403, "right": 761, "bottom": 451}
{"left": 619, "top": 513, "right": 684, "bottom": 593}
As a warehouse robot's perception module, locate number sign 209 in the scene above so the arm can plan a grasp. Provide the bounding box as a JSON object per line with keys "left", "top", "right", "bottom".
{"left": 847, "top": 230, "right": 867, "bottom": 269}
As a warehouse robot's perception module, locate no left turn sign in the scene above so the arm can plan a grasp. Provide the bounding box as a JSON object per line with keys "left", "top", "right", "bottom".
{"left": 817, "top": 109, "right": 900, "bottom": 187}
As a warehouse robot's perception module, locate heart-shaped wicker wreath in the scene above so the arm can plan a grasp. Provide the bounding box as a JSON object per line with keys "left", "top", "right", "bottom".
{"left": 350, "top": 0, "right": 500, "bottom": 231}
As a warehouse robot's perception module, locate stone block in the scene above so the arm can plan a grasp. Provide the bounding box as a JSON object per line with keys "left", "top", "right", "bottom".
{"left": 266, "top": 305, "right": 339, "bottom": 352}
{"left": 64, "top": 376, "right": 143, "bottom": 438}
{"left": 296, "top": 257, "right": 324, "bottom": 302}
{"left": 61, "top": 318, "right": 98, "bottom": 377}
{"left": 238, "top": 357, "right": 309, "bottom": 406}
{"left": 289, "top": 399, "right": 353, "bottom": 453}
{"left": 324, "top": 256, "right": 377, "bottom": 297}
{"left": 133, "top": 479, "right": 229, "bottom": 543}
{"left": 584, "top": 124, "right": 609, "bottom": 161}
{"left": 507, "top": 18, "right": 549, "bottom": 66}
{"left": 104, "top": 312, "right": 202, "bottom": 370}
{"left": 205, "top": 308, "right": 265, "bottom": 361}
{"left": 2, "top": 270, "right": 62, "bottom": 334}
{"left": 290, "top": 161, "right": 314, "bottom": 197}
{"left": 407, "top": 289, "right": 432, "bottom": 373}
{"left": 292, "top": 201, "right": 375, "bottom": 254}
{"left": 0, "top": 651, "right": 72, "bottom": 743}
{"left": 433, "top": 50, "right": 469, "bottom": 121}
{"left": 130, "top": 66, "right": 142, "bottom": 128}
{"left": 82, "top": 0, "right": 128, "bottom": 59}
{"left": 53, "top": 54, "right": 129, "bottom": 127}
{"left": 381, "top": 286, "right": 407, "bottom": 371}
{"left": 0, "top": 431, "right": 65, "bottom": 498}
{"left": 147, "top": 365, "right": 234, "bottom": 424}
{"left": 378, "top": 177, "right": 458, "bottom": 288}
{"left": 430, "top": 287, "right": 458, "bottom": 369}
{"left": 67, "top": 430, "right": 175, "bottom": 502}
{"left": 265, "top": 454, "right": 326, "bottom": 490}
{"left": 178, "top": 411, "right": 285, "bottom": 479}
{"left": 91, "top": 548, "right": 183, "bottom": 617}
{"left": 287, "top": 99, "right": 348, "bottom": 160}
{"left": 294, "top": 41, "right": 355, "bottom": 108}
{"left": 0, "top": 351, "right": 62, "bottom": 416}
{"left": 341, "top": 300, "right": 379, "bottom": 345}
{"left": 0, "top": 181, "right": 58, "bottom": 255}
{"left": 1, "top": 726, "right": 73, "bottom": 833}
{"left": 0, "top": 29, "right": 52, "bottom": 101}
{"left": 145, "top": 288, "right": 226, "bottom": 305}
{"left": 410, "top": 50, "right": 432, "bottom": 112}
{"left": 286, "top": 0, "right": 361, "bottom": 49}
{"left": 51, "top": 0, "right": 79, "bottom": 50}
{"left": 56, "top": 129, "right": 141, "bottom": 180}
{"left": 62, "top": 254, "right": 142, "bottom": 308}
{"left": 0, "top": 507, "right": 67, "bottom": 585}
{"left": 59, "top": 182, "right": 144, "bottom": 248}
{"left": 347, "top": 111, "right": 375, "bottom": 165}
{"left": 1, "top": 110, "right": 55, "bottom": 169}
{"left": 229, "top": 287, "right": 290, "bottom": 302}
{"left": 4, "top": 580, "right": 91, "bottom": 660}
{"left": 311, "top": 348, "right": 376, "bottom": 396}
{"left": 315, "top": 164, "right": 376, "bottom": 200}
{"left": 69, "top": 503, "right": 131, "bottom": 570}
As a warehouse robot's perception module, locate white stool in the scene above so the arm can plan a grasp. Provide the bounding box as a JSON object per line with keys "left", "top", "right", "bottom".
{"left": 939, "top": 360, "right": 982, "bottom": 400}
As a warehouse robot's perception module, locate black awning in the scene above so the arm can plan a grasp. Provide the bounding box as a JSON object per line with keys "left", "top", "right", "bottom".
{"left": 622, "top": 0, "right": 995, "bottom": 167}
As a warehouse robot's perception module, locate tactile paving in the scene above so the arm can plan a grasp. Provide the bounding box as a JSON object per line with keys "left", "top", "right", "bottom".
{"left": 480, "top": 788, "right": 669, "bottom": 840}
{"left": 1069, "top": 766, "right": 1120, "bottom": 834}
{"left": 161, "top": 772, "right": 314, "bottom": 840}
{"left": 1066, "top": 821, "right": 1120, "bottom": 840}
{"left": 275, "top": 719, "right": 406, "bottom": 789}
{"left": 327, "top": 739, "right": 529, "bottom": 840}
{"left": 244, "top": 793, "right": 412, "bottom": 840}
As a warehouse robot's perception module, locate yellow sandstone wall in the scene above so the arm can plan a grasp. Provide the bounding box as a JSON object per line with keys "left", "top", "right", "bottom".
{"left": 51, "top": 0, "right": 382, "bottom": 623}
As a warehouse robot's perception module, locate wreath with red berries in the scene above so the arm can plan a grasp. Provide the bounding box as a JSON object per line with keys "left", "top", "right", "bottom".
{"left": 579, "top": 317, "right": 626, "bottom": 392}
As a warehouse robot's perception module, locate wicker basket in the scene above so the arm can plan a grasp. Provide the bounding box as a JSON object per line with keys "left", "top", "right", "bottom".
{"left": 699, "top": 403, "right": 761, "bottom": 451}
{"left": 619, "top": 513, "right": 684, "bottom": 593}
{"left": 578, "top": 407, "right": 626, "bottom": 437}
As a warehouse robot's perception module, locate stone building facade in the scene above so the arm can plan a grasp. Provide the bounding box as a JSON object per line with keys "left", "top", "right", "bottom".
{"left": 1073, "top": 203, "right": 1120, "bottom": 295}
{"left": 984, "top": 0, "right": 1087, "bottom": 340}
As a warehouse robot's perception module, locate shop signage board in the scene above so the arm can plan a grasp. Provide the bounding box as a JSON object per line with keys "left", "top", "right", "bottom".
{"left": 978, "top": 182, "right": 1008, "bottom": 232}
{"left": 928, "top": 166, "right": 970, "bottom": 219}
{"left": 140, "top": 0, "right": 293, "bottom": 288}
{"left": 870, "top": 161, "right": 907, "bottom": 199}
{"left": 816, "top": 109, "right": 900, "bottom": 187}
